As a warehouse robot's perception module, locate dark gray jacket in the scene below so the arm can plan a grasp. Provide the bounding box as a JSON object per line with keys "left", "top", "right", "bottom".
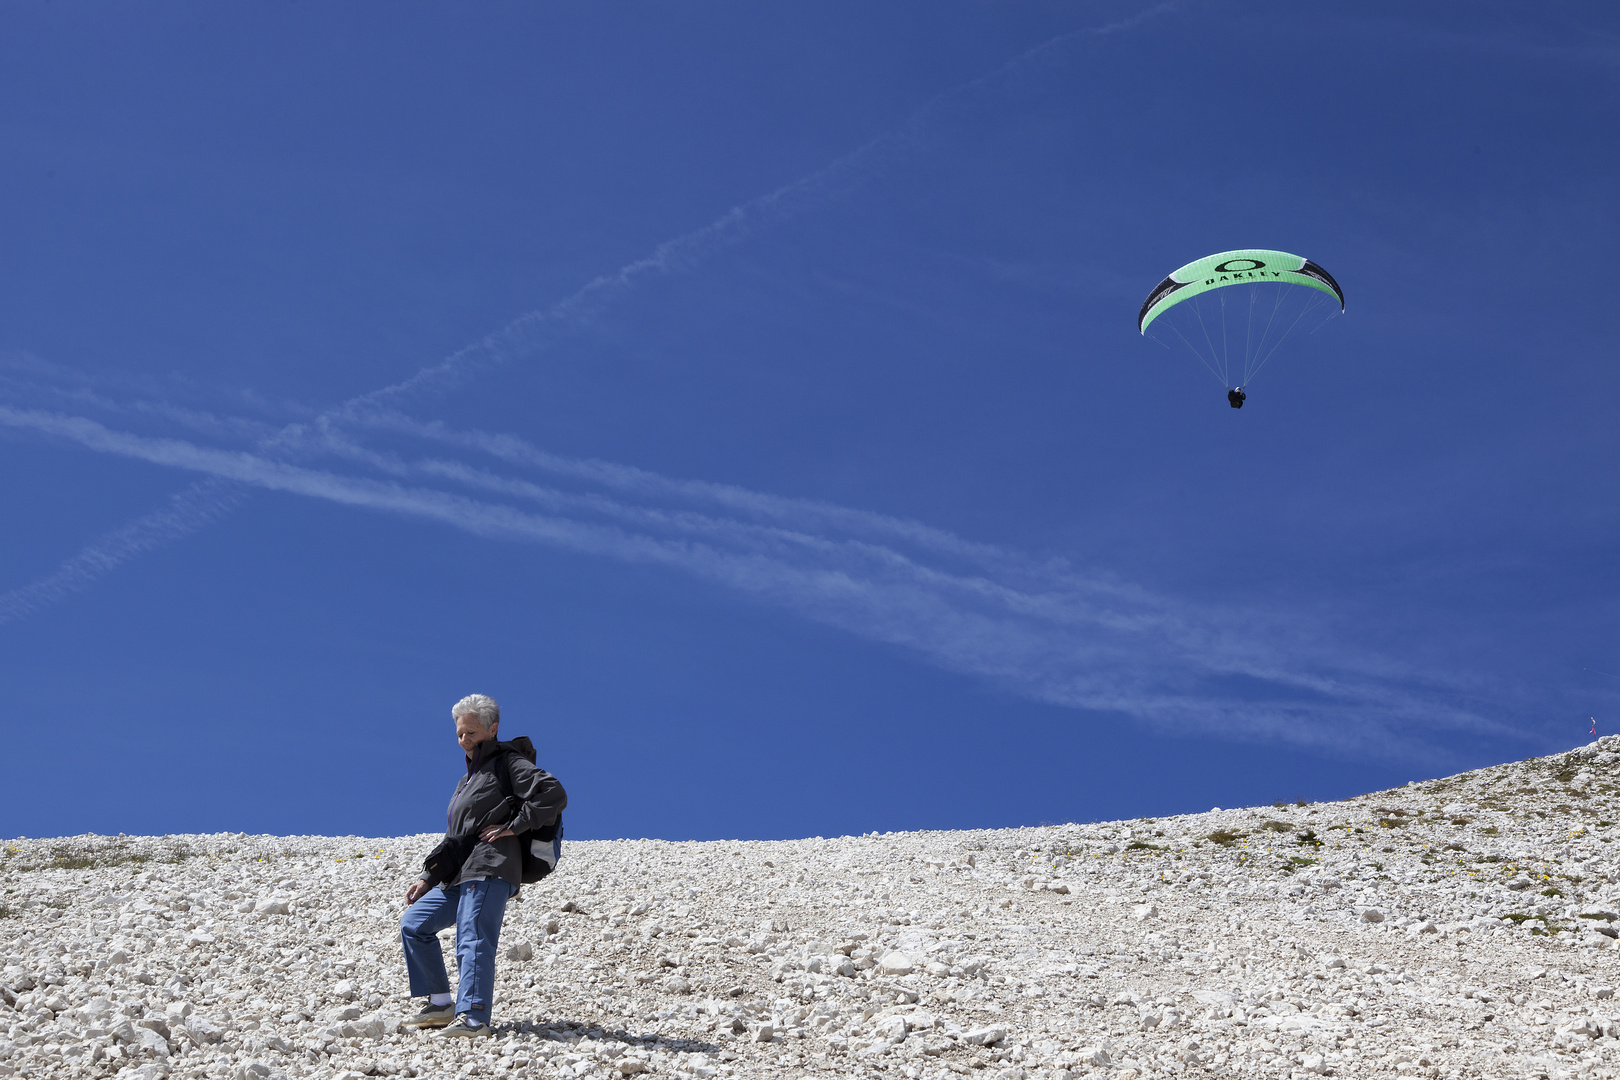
{"left": 422, "top": 739, "right": 567, "bottom": 894}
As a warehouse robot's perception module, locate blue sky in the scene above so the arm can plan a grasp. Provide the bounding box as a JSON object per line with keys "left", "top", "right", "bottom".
{"left": 2, "top": 2, "right": 1618, "bottom": 841}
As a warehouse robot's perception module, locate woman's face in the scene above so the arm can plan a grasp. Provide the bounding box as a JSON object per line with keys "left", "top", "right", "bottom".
{"left": 456, "top": 713, "right": 498, "bottom": 754}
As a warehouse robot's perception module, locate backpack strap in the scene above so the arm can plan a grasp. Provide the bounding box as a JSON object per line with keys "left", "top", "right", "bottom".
{"left": 493, "top": 748, "right": 516, "bottom": 804}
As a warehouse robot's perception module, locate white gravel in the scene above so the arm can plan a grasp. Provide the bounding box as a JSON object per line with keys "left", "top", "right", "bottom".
{"left": 5, "top": 737, "right": 1620, "bottom": 1080}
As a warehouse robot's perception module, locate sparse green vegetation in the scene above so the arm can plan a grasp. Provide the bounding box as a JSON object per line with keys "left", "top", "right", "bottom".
{"left": 1206, "top": 830, "right": 1245, "bottom": 847}
{"left": 1295, "top": 831, "right": 1322, "bottom": 848}
{"left": 2, "top": 840, "right": 196, "bottom": 873}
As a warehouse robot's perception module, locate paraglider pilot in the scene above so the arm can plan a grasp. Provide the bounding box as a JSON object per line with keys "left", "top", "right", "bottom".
{"left": 1227, "top": 387, "right": 1246, "bottom": 409}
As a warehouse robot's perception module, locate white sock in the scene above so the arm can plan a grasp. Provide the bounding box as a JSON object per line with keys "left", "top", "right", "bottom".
{"left": 429, "top": 993, "right": 453, "bottom": 1007}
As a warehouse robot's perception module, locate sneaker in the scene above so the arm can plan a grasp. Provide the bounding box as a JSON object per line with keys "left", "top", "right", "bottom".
{"left": 439, "top": 1013, "right": 492, "bottom": 1038}
{"left": 401, "top": 1002, "right": 456, "bottom": 1029}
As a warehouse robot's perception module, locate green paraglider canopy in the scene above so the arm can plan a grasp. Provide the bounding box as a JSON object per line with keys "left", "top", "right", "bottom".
{"left": 1137, "top": 249, "right": 1344, "bottom": 395}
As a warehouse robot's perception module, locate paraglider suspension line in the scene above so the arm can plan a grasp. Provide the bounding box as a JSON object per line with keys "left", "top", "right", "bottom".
{"left": 1165, "top": 318, "right": 1232, "bottom": 387}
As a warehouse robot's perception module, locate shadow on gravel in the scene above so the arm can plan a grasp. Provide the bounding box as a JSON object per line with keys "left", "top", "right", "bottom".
{"left": 498, "top": 1018, "right": 721, "bottom": 1054}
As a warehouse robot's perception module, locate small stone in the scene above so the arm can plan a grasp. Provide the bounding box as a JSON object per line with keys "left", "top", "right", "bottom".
{"left": 505, "top": 941, "right": 534, "bottom": 962}
{"left": 751, "top": 1022, "right": 774, "bottom": 1043}
{"left": 255, "top": 899, "right": 291, "bottom": 915}
{"left": 878, "top": 951, "right": 915, "bottom": 976}
{"left": 1076, "top": 1046, "right": 1111, "bottom": 1066}
{"left": 134, "top": 1026, "right": 171, "bottom": 1056}
{"left": 1131, "top": 903, "right": 1157, "bottom": 921}
{"left": 1506, "top": 877, "right": 1534, "bottom": 891}
{"left": 333, "top": 979, "right": 356, "bottom": 999}
{"left": 184, "top": 1015, "right": 224, "bottom": 1043}
{"left": 964, "top": 1026, "right": 1007, "bottom": 1045}
{"left": 925, "top": 961, "right": 951, "bottom": 977}
{"left": 108, "top": 949, "right": 131, "bottom": 966}
{"left": 1360, "top": 908, "right": 1385, "bottom": 923}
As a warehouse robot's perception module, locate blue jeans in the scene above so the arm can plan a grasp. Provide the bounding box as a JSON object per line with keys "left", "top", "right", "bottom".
{"left": 400, "top": 878, "right": 513, "bottom": 1025}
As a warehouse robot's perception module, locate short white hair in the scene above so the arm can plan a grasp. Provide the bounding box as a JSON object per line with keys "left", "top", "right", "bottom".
{"left": 451, "top": 693, "right": 500, "bottom": 730}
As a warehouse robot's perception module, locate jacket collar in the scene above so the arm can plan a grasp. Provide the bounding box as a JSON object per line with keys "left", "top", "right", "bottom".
{"left": 466, "top": 738, "right": 499, "bottom": 775}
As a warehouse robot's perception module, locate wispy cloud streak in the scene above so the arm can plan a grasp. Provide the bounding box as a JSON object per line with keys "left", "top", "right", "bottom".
{"left": 0, "top": 478, "right": 249, "bottom": 628}
{"left": 0, "top": 6, "right": 1180, "bottom": 626}
{"left": 0, "top": 401, "right": 1519, "bottom": 761}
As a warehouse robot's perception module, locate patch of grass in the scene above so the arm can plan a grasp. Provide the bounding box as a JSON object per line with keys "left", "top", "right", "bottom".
{"left": 1206, "top": 830, "right": 1245, "bottom": 847}
{"left": 1479, "top": 826, "right": 1499, "bottom": 835}
{"left": 1542, "top": 887, "right": 1564, "bottom": 898}
{"left": 1579, "top": 912, "right": 1618, "bottom": 923}
{"left": 1124, "top": 841, "right": 1167, "bottom": 852}
{"left": 9, "top": 840, "right": 195, "bottom": 873}
{"left": 1377, "top": 818, "right": 1408, "bottom": 829}
{"left": 1443, "top": 843, "right": 1466, "bottom": 851}
{"left": 0, "top": 904, "right": 14, "bottom": 919}
{"left": 1295, "top": 831, "right": 1322, "bottom": 848}
{"left": 1450, "top": 817, "right": 1471, "bottom": 826}
{"left": 1261, "top": 821, "right": 1293, "bottom": 833}
{"left": 1502, "top": 913, "right": 1533, "bottom": 924}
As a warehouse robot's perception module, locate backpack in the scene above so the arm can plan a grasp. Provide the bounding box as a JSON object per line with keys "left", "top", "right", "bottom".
{"left": 494, "top": 736, "right": 564, "bottom": 884}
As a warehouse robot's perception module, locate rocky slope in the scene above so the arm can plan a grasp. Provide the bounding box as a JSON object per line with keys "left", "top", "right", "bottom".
{"left": 4, "top": 737, "right": 1620, "bottom": 1080}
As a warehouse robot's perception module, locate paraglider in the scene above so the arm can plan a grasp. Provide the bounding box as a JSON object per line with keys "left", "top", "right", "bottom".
{"left": 1138, "top": 249, "right": 1344, "bottom": 408}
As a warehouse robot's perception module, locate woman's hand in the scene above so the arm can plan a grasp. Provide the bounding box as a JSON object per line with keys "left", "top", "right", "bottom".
{"left": 479, "top": 825, "right": 515, "bottom": 843}
{"left": 405, "top": 879, "right": 430, "bottom": 905}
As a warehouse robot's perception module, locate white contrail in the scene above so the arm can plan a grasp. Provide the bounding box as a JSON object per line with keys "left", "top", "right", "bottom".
{"left": 0, "top": 6, "right": 1180, "bottom": 626}
{"left": 0, "top": 478, "right": 249, "bottom": 628}
{"left": 0, "top": 402, "right": 1517, "bottom": 759}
